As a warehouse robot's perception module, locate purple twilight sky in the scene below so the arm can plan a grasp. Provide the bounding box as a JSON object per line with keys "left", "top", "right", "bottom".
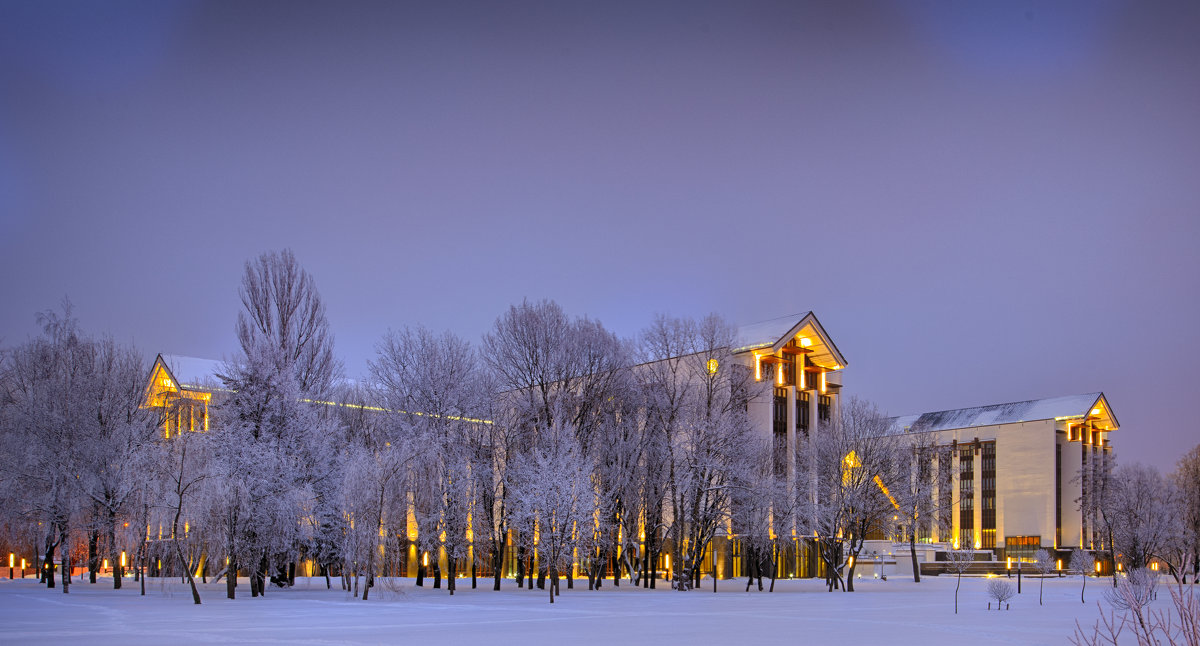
{"left": 1, "top": 1, "right": 1197, "bottom": 472}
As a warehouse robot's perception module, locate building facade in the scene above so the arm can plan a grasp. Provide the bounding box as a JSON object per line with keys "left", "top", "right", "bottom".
{"left": 889, "top": 393, "right": 1118, "bottom": 565}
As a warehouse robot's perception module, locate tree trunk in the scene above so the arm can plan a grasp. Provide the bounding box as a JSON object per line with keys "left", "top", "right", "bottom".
{"left": 227, "top": 554, "right": 237, "bottom": 600}
{"left": 432, "top": 562, "right": 441, "bottom": 589}
{"left": 909, "top": 532, "right": 921, "bottom": 583}
{"left": 516, "top": 545, "right": 525, "bottom": 588}
{"left": 43, "top": 534, "right": 56, "bottom": 589}
{"left": 88, "top": 529, "right": 99, "bottom": 584}
{"left": 108, "top": 515, "right": 122, "bottom": 590}
{"left": 59, "top": 524, "right": 70, "bottom": 594}
{"left": 492, "top": 545, "right": 503, "bottom": 591}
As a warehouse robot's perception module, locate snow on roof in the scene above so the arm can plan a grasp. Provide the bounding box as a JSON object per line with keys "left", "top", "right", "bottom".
{"left": 734, "top": 312, "right": 812, "bottom": 353}
{"left": 888, "top": 393, "right": 1107, "bottom": 435}
{"left": 161, "top": 355, "right": 225, "bottom": 389}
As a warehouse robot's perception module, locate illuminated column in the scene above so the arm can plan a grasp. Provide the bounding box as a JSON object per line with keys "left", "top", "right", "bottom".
{"left": 807, "top": 383, "right": 820, "bottom": 505}
{"left": 808, "top": 385, "right": 819, "bottom": 438}
{"left": 830, "top": 383, "right": 841, "bottom": 427}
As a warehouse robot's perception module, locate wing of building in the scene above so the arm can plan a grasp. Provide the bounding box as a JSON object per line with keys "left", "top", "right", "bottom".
{"left": 889, "top": 393, "right": 1117, "bottom": 559}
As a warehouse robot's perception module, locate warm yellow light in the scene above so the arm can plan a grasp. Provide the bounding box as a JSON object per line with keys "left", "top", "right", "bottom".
{"left": 20, "top": 559, "right": 26, "bottom": 570}
{"left": 798, "top": 337, "right": 812, "bottom": 347}
{"left": 1152, "top": 562, "right": 1159, "bottom": 571}
{"left": 1117, "top": 563, "right": 1123, "bottom": 572}
{"left": 423, "top": 552, "right": 429, "bottom": 567}
{"left": 707, "top": 358, "right": 719, "bottom": 375}
{"left": 1091, "top": 408, "right": 1101, "bottom": 416}
{"left": 1006, "top": 557, "right": 1012, "bottom": 569}
{"left": 754, "top": 353, "right": 762, "bottom": 381}
{"left": 848, "top": 555, "right": 855, "bottom": 569}
{"left": 975, "top": 540, "right": 981, "bottom": 550}
{"left": 776, "top": 362, "right": 784, "bottom": 386}
{"left": 7, "top": 553, "right": 12, "bottom": 568}
{"left": 103, "top": 559, "right": 109, "bottom": 569}
{"left": 120, "top": 552, "right": 126, "bottom": 568}
{"left": 1095, "top": 562, "right": 1101, "bottom": 573}
{"left": 819, "top": 371, "right": 826, "bottom": 394}
{"left": 1057, "top": 559, "right": 1062, "bottom": 570}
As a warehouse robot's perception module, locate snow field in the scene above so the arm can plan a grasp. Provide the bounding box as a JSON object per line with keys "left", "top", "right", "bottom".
{"left": 0, "top": 574, "right": 1153, "bottom": 645}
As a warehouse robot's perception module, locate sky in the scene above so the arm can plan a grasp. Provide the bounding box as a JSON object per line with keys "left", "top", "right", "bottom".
{"left": 1, "top": 1, "right": 1197, "bottom": 472}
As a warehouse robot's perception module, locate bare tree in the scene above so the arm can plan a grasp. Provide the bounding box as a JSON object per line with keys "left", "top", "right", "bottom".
{"left": 509, "top": 411, "right": 593, "bottom": 604}
{"left": 638, "top": 314, "right": 761, "bottom": 593}
{"left": 1034, "top": 548, "right": 1055, "bottom": 605}
{"left": 372, "top": 326, "right": 484, "bottom": 595}
{"left": 988, "top": 578, "right": 1015, "bottom": 610}
{"left": 1173, "top": 445, "right": 1200, "bottom": 585}
{"left": 1107, "top": 464, "right": 1180, "bottom": 575}
{"left": 891, "top": 434, "right": 952, "bottom": 583}
{"left": 945, "top": 549, "right": 975, "bottom": 614}
{"left": 1071, "top": 548, "right": 1097, "bottom": 603}
{"left": 798, "top": 396, "right": 899, "bottom": 592}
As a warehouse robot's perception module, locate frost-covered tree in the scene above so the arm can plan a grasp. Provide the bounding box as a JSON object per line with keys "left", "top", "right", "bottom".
{"left": 891, "top": 434, "right": 952, "bottom": 583}
{"left": 945, "top": 549, "right": 975, "bottom": 614}
{"left": 72, "top": 339, "right": 160, "bottom": 590}
{"left": 732, "top": 437, "right": 793, "bottom": 592}
{"left": 339, "top": 438, "right": 411, "bottom": 600}
{"left": 484, "top": 299, "right": 632, "bottom": 591}
{"left": 508, "top": 411, "right": 593, "bottom": 604}
{"left": 1106, "top": 464, "right": 1179, "bottom": 576}
{"left": 1034, "top": 548, "right": 1055, "bottom": 605}
{"left": 210, "top": 249, "right": 339, "bottom": 599}
{"left": 638, "top": 314, "right": 760, "bottom": 593}
{"left": 372, "top": 326, "right": 484, "bottom": 595}
{"left": 1172, "top": 445, "right": 1200, "bottom": 584}
{"left": 988, "top": 578, "right": 1015, "bottom": 610}
{"left": 1070, "top": 548, "right": 1096, "bottom": 603}
{"left": 0, "top": 304, "right": 156, "bottom": 594}
{"left": 798, "top": 396, "right": 900, "bottom": 592}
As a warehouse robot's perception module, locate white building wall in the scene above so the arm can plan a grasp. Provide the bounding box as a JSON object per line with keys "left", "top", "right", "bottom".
{"left": 994, "top": 420, "right": 1056, "bottom": 547}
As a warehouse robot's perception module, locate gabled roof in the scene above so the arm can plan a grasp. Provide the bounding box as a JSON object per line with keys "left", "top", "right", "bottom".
{"left": 734, "top": 312, "right": 847, "bottom": 369}
{"left": 158, "top": 354, "right": 224, "bottom": 390}
{"left": 889, "top": 392, "right": 1118, "bottom": 435}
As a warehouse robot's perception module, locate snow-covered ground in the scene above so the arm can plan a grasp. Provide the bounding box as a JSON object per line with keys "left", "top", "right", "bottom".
{"left": 0, "top": 573, "right": 1160, "bottom": 645}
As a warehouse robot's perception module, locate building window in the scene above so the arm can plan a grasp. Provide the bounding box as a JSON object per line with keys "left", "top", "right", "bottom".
{"left": 981, "top": 442, "right": 996, "bottom": 549}
{"left": 1055, "top": 442, "right": 1062, "bottom": 548}
{"left": 1006, "top": 535, "right": 1041, "bottom": 562}
{"left": 818, "top": 395, "right": 831, "bottom": 422}
{"left": 959, "top": 446, "right": 974, "bottom": 546}
{"left": 772, "top": 389, "right": 788, "bottom": 477}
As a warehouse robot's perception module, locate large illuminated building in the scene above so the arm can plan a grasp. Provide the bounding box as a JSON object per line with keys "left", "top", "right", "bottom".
{"left": 141, "top": 312, "right": 1116, "bottom": 580}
